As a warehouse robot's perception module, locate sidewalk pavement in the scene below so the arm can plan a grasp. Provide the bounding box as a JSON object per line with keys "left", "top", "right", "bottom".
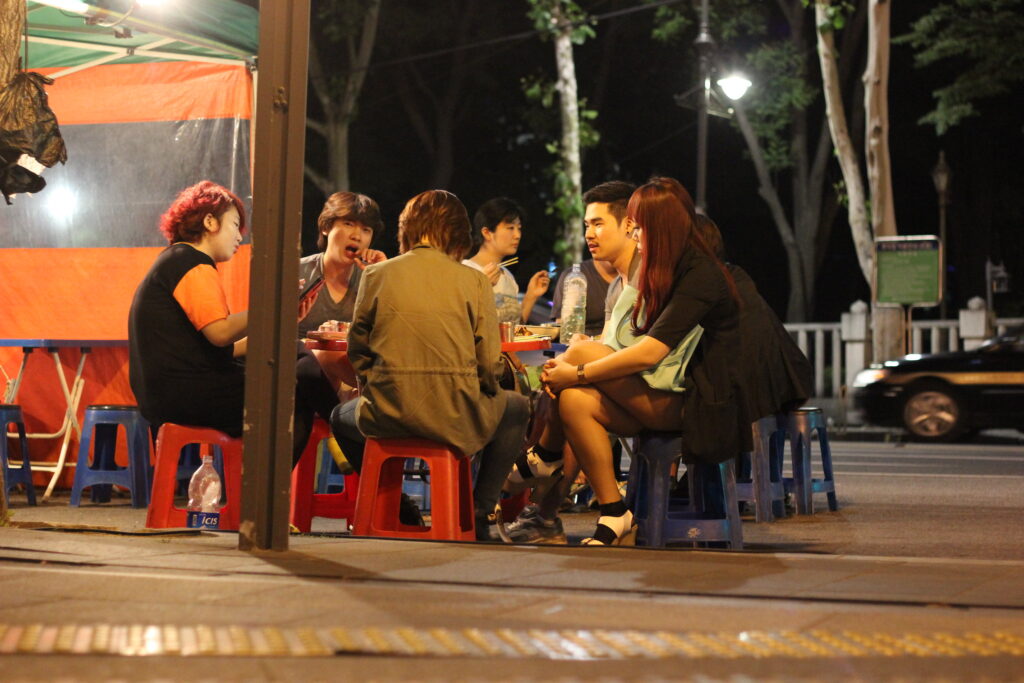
{"left": 1, "top": 490, "right": 1023, "bottom": 681}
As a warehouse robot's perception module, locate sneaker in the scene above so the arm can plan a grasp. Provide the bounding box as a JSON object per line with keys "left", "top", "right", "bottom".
{"left": 505, "top": 504, "right": 567, "bottom": 545}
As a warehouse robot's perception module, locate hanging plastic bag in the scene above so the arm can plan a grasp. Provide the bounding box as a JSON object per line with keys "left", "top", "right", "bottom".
{"left": 0, "top": 71, "right": 67, "bottom": 204}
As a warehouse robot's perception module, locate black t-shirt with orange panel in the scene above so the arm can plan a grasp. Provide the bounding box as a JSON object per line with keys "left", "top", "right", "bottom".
{"left": 128, "top": 243, "right": 245, "bottom": 431}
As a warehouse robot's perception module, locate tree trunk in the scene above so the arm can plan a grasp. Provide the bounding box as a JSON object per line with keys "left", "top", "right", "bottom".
{"left": 0, "top": 0, "right": 23, "bottom": 87}
{"left": 815, "top": 1, "right": 873, "bottom": 281}
{"left": 864, "top": 0, "right": 902, "bottom": 362}
{"left": 305, "top": 0, "right": 380, "bottom": 194}
{"left": 552, "top": 8, "right": 583, "bottom": 265}
{"left": 732, "top": 99, "right": 807, "bottom": 321}
{"left": 864, "top": 0, "right": 896, "bottom": 240}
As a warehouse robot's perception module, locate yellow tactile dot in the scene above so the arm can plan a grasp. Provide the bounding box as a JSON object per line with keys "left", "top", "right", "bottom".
{"left": 623, "top": 630, "right": 675, "bottom": 658}
{"left": 841, "top": 630, "right": 899, "bottom": 657}
{"left": 159, "top": 625, "right": 179, "bottom": 655}
{"left": 91, "top": 623, "right": 111, "bottom": 654}
{"left": 745, "top": 631, "right": 812, "bottom": 658}
{"left": 494, "top": 628, "right": 540, "bottom": 657}
{"left": 591, "top": 628, "right": 647, "bottom": 658}
{"left": 559, "top": 629, "right": 617, "bottom": 659}
{"left": 776, "top": 630, "right": 833, "bottom": 657}
{"left": 462, "top": 627, "right": 507, "bottom": 657}
{"left": 727, "top": 631, "right": 777, "bottom": 658}
{"left": 687, "top": 632, "right": 742, "bottom": 659}
{"left": 53, "top": 624, "right": 76, "bottom": 654}
{"left": 902, "top": 633, "right": 958, "bottom": 657}
{"left": 328, "top": 627, "right": 360, "bottom": 654}
{"left": 260, "top": 626, "right": 289, "bottom": 656}
{"left": 527, "top": 629, "right": 575, "bottom": 658}
{"left": 653, "top": 630, "right": 709, "bottom": 658}
{"left": 991, "top": 632, "right": 1024, "bottom": 655}
{"left": 428, "top": 627, "right": 468, "bottom": 656}
{"left": 808, "top": 629, "right": 867, "bottom": 657}
{"left": 16, "top": 624, "right": 41, "bottom": 653}
{"left": 228, "top": 625, "right": 252, "bottom": 656}
{"left": 394, "top": 626, "right": 431, "bottom": 656}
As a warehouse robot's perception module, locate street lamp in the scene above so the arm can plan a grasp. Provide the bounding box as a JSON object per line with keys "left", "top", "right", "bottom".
{"left": 717, "top": 74, "right": 751, "bottom": 101}
{"left": 931, "top": 150, "right": 951, "bottom": 317}
{"left": 693, "top": 0, "right": 751, "bottom": 214}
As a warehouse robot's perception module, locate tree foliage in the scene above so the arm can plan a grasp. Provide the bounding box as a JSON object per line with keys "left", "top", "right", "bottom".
{"left": 895, "top": 0, "right": 1024, "bottom": 134}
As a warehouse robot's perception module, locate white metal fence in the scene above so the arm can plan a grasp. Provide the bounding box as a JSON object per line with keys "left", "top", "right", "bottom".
{"left": 782, "top": 316, "right": 1024, "bottom": 398}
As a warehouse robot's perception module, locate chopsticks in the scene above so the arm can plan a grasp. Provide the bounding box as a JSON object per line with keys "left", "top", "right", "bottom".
{"left": 498, "top": 257, "right": 518, "bottom": 268}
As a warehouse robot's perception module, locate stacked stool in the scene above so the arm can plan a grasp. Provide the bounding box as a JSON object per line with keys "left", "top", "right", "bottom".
{"left": 782, "top": 407, "right": 837, "bottom": 514}
{"left": 354, "top": 438, "right": 474, "bottom": 541}
{"left": 0, "top": 404, "right": 37, "bottom": 505}
{"left": 146, "top": 424, "right": 243, "bottom": 530}
{"left": 625, "top": 432, "right": 743, "bottom": 549}
{"left": 70, "top": 405, "right": 151, "bottom": 508}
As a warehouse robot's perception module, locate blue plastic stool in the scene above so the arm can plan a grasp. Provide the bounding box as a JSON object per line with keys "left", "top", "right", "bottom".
{"left": 316, "top": 446, "right": 348, "bottom": 494}
{"left": 782, "top": 407, "right": 838, "bottom": 514}
{"left": 70, "top": 405, "right": 151, "bottom": 508}
{"left": 403, "top": 458, "right": 431, "bottom": 513}
{"left": 625, "top": 432, "right": 743, "bottom": 549}
{"left": 735, "top": 415, "right": 788, "bottom": 522}
{"left": 0, "top": 404, "right": 37, "bottom": 505}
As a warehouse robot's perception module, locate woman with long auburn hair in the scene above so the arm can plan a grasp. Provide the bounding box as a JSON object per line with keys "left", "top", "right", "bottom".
{"left": 511, "top": 177, "right": 750, "bottom": 546}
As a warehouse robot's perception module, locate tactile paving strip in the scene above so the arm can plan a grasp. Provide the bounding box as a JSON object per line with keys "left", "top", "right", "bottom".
{"left": 0, "top": 625, "right": 1023, "bottom": 659}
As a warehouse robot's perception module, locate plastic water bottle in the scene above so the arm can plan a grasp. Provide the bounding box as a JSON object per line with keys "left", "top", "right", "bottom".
{"left": 186, "top": 455, "right": 222, "bottom": 529}
{"left": 559, "top": 263, "right": 587, "bottom": 343}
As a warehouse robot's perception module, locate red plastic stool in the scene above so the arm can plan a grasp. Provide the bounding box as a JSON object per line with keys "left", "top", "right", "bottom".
{"left": 146, "top": 424, "right": 243, "bottom": 531}
{"left": 290, "top": 420, "right": 360, "bottom": 533}
{"left": 353, "top": 438, "right": 474, "bottom": 541}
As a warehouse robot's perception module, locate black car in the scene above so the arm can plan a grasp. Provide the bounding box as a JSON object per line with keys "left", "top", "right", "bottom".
{"left": 852, "top": 327, "right": 1024, "bottom": 441}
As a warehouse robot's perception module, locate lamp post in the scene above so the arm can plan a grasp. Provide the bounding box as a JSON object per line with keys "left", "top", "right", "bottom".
{"left": 694, "top": 0, "right": 713, "bottom": 214}
{"left": 931, "top": 150, "right": 951, "bottom": 318}
{"left": 692, "top": 0, "right": 750, "bottom": 214}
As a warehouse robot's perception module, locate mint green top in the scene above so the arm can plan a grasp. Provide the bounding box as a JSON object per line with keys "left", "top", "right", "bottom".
{"left": 604, "top": 284, "right": 703, "bottom": 393}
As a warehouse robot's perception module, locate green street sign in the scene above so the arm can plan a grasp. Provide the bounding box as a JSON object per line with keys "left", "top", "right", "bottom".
{"left": 874, "top": 236, "right": 943, "bottom": 307}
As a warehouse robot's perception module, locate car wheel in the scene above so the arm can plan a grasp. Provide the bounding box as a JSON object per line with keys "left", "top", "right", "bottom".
{"left": 902, "top": 383, "right": 966, "bottom": 442}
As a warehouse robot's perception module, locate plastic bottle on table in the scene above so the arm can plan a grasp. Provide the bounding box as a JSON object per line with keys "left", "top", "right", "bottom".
{"left": 559, "top": 263, "right": 588, "bottom": 343}
{"left": 186, "top": 455, "right": 222, "bottom": 529}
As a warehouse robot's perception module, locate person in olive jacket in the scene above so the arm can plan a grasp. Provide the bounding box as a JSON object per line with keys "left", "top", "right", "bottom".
{"left": 330, "top": 189, "right": 529, "bottom": 540}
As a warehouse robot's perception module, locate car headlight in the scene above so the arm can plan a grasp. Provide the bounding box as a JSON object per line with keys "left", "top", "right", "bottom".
{"left": 852, "top": 368, "right": 891, "bottom": 388}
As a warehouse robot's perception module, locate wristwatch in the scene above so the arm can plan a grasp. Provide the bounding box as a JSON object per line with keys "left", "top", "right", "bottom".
{"left": 577, "top": 363, "right": 587, "bottom": 384}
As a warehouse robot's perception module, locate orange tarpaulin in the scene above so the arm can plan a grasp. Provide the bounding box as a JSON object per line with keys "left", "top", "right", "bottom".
{"left": 1, "top": 63, "right": 253, "bottom": 487}
{"left": 34, "top": 62, "right": 253, "bottom": 125}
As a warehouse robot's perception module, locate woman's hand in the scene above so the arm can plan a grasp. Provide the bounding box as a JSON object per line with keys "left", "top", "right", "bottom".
{"left": 540, "top": 356, "right": 577, "bottom": 394}
{"left": 481, "top": 261, "right": 502, "bottom": 286}
{"left": 355, "top": 248, "right": 387, "bottom": 269}
{"left": 526, "top": 270, "right": 550, "bottom": 298}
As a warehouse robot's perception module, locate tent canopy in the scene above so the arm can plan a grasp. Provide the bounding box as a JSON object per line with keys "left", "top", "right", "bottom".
{"left": 24, "top": 0, "right": 258, "bottom": 72}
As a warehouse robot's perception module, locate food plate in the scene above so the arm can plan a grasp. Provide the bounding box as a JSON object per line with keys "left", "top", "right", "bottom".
{"left": 307, "top": 330, "right": 349, "bottom": 341}
{"left": 517, "top": 324, "right": 560, "bottom": 338}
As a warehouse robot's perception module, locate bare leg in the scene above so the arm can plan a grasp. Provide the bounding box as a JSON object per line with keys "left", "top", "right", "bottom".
{"left": 558, "top": 386, "right": 643, "bottom": 504}
{"left": 536, "top": 341, "right": 617, "bottom": 452}
{"left": 560, "top": 374, "right": 685, "bottom": 505}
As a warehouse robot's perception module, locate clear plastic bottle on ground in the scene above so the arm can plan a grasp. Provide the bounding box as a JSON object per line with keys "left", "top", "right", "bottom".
{"left": 186, "top": 455, "right": 222, "bottom": 529}
{"left": 559, "top": 263, "right": 588, "bottom": 343}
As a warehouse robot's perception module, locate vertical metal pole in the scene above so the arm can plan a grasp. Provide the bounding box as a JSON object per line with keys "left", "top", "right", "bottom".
{"left": 694, "top": 0, "right": 713, "bottom": 214}
{"left": 239, "top": 0, "right": 310, "bottom": 552}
